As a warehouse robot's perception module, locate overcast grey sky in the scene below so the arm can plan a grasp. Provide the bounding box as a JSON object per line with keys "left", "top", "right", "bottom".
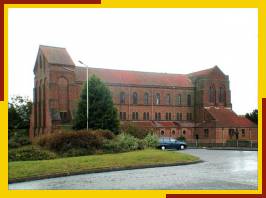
{"left": 8, "top": 8, "right": 258, "bottom": 115}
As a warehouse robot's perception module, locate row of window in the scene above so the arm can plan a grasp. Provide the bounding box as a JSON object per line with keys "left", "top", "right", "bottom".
{"left": 160, "top": 130, "right": 186, "bottom": 136}
{"left": 119, "top": 112, "right": 193, "bottom": 121}
{"left": 120, "top": 92, "right": 192, "bottom": 106}
{"left": 203, "top": 128, "right": 246, "bottom": 138}
{"left": 209, "top": 85, "right": 226, "bottom": 103}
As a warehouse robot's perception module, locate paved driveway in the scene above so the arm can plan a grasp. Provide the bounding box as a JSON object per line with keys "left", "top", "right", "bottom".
{"left": 9, "top": 149, "right": 258, "bottom": 190}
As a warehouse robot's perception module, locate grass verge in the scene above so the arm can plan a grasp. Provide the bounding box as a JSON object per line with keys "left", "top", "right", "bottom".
{"left": 9, "top": 149, "right": 200, "bottom": 182}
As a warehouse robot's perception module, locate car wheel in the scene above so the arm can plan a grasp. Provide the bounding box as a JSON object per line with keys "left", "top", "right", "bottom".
{"left": 161, "top": 146, "right": 165, "bottom": 150}
{"left": 180, "top": 145, "right": 185, "bottom": 150}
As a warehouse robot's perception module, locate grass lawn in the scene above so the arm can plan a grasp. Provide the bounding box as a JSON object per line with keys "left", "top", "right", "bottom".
{"left": 9, "top": 149, "right": 200, "bottom": 182}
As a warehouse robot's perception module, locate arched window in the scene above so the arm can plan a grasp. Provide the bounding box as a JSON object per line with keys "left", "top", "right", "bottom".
{"left": 39, "top": 56, "right": 42, "bottom": 69}
{"left": 133, "top": 92, "right": 138, "bottom": 105}
{"left": 144, "top": 92, "right": 149, "bottom": 105}
{"left": 120, "top": 92, "right": 125, "bottom": 104}
{"left": 172, "top": 130, "right": 175, "bottom": 135}
{"left": 58, "top": 77, "right": 69, "bottom": 123}
{"left": 166, "top": 94, "right": 171, "bottom": 105}
{"left": 43, "top": 79, "right": 46, "bottom": 128}
{"left": 176, "top": 94, "right": 181, "bottom": 105}
{"left": 161, "top": 130, "right": 165, "bottom": 136}
{"left": 209, "top": 85, "right": 216, "bottom": 103}
{"left": 155, "top": 93, "right": 160, "bottom": 105}
{"left": 219, "top": 86, "right": 226, "bottom": 103}
{"left": 187, "top": 94, "right": 191, "bottom": 106}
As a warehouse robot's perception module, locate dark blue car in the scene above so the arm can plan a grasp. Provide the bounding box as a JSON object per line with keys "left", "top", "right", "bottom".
{"left": 158, "top": 137, "right": 187, "bottom": 150}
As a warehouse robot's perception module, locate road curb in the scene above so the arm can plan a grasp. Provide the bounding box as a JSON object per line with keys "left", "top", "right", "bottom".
{"left": 9, "top": 159, "right": 203, "bottom": 184}
{"left": 206, "top": 147, "right": 258, "bottom": 151}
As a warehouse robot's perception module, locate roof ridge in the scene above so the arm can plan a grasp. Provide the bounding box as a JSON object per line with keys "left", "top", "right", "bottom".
{"left": 75, "top": 66, "right": 188, "bottom": 76}
{"left": 39, "top": 45, "right": 66, "bottom": 49}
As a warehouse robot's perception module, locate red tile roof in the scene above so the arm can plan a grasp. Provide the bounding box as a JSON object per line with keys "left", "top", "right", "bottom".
{"left": 205, "top": 107, "right": 257, "bottom": 128}
{"left": 75, "top": 66, "right": 193, "bottom": 87}
{"left": 40, "top": 45, "right": 75, "bottom": 66}
{"left": 153, "top": 121, "right": 181, "bottom": 128}
{"left": 127, "top": 121, "right": 182, "bottom": 128}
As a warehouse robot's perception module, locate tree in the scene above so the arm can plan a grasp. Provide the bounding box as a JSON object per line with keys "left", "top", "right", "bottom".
{"left": 73, "top": 75, "right": 120, "bottom": 133}
{"left": 245, "top": 109, "right": 258, "bottom": 124}
{"left": 8, "top": 96, "right": 32, "bottom": 130}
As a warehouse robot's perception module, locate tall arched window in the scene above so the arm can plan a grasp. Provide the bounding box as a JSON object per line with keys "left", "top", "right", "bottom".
{"left": 144, "top": 92, "right": 149, "bottom": 105}
{"left": 39, "top": 56, "right": 42, "bottom": 69}
{"left": 187, "top": 94, "right": 191, "bottom": 106}
{"left": 155, "top": 93, "right": 160, "bottom": 105}
{"left": 133, "top": 92, "right": 138, "bottom": 105}
{"left": 120, "top": 92, "right": 125, "bottom": 104}
{"left": 176, "top": 94, "right": 181, "bottom": 105}
{"left": 166, "top": 94, "right": 171, "bottom": 105}
{"left": 58, "top": 77, "right": 69, "bottom": 123}
{"left": 43, "top": 79, "right": 46, "bottom": 128}
{"left": 219, "top": 86, "right": 226, "bottom": 103}
{"left": 209, "top": 85, "right": 216, "bottom": 103}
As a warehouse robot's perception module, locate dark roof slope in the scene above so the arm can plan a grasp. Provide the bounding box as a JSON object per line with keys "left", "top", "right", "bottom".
{"left": 40, "top": 45, "right": 75, "bottom": 66}
{"left": 75, "top": 66, "right": 193, "bottom": 87}
{"left": 188, "top": 65, "right": 225, "bottom": 77}
{"left": 205, "top": 107, "right": 257, "bottom": 128}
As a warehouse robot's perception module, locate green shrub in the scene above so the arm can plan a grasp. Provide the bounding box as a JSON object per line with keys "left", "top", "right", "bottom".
{"left": 103, "top": 133, "right": 139, "bottom": 153}
{"left": 37, "top": 129, "right": 114, "bottom": 157}
{"left": 8, "top": 129, "right": 31, "bottom": 149}
{"left": 94, "top": 129, "right": 115, "bottom": 140}
{"left": 137, "top": 139, "right": 147, "bottom": 150}
{"left": 8, "top": 146, "right": 57, "bottom": 161}
{"left": 9, "top": 136, "right": 31, "bottom": 149}
{"left": 121, "top": 123, "right": 152, "bottom": 139}
{"left": 144, "top": 133, "right": 159, "bottom": 148}
{"left": 177, "top": 135, "right": 186, "bottom": 142}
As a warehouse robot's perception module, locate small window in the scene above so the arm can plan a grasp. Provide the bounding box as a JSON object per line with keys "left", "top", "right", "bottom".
{"left": 229, "top": 128, "right": 235, "bottom": 138}
{"left": 186, "top": 113, "right": 192, "bottom": 121}
{"left": 176, "top": 113, "right": 180, "bottom": 121}
{"left": 132, "top": 112, "right": 137, "bottom": 120}
{"left": 165, "top": 112, "right": 171, "bottom": 120}
{"left": 209, "top": 85, "right": 216, "bottom": 103}
{"left": 172, "top": 130, "right": 175, "bottom": 135}
{"left": 219, "top": 86, "right": 226, "bottom": 103}
{"left": 183, "top": 130, "right": 186, "bottom": 135}
{"left": 144, "top": 92, "right": 149, "bottom": 105}
{"left": 242, "top": 129, "right": 245, "bottom": 137}
{"left": 161, "top": 130, "right": 165, "bottom": 136}
{"left": 176, "top": 95, "right": 181, "bottom": 105}
{"left": 187, "top": 94, "right": 191, "bottom": 106}
{"left": 133, "top": 92, "right": 138, "bottom": 105}
{"left": 204, "top": 129, "right": 209, "bottom": 137}
{"left": 155, "top": 93, "right": 160, "bottom": 105}
{"left": 143, "top": 112, "right": 150, "bottom": 120}
{"left": 166, "top": 94, "right": 171, "bottom": 105}
{"left": 155, "top": 112, "right": 161, "bottom": 121}
{"left": 120, "top": 112, "right": 126, "bottom": 120}
{"left": 120, "top": 92, "right": 125, "bottom": 104}
{"left": 60, "top": 112, "right": 68, "bottom": 123}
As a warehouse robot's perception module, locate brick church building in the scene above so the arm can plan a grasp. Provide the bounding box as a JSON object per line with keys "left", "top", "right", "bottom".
{"left": 29, "top": 45, "right": 257, "bottom": 145}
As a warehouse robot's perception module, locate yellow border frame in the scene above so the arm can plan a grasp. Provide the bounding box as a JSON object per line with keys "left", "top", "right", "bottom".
{"left": 1, "top": 0, "right": 265, "bottom": 197}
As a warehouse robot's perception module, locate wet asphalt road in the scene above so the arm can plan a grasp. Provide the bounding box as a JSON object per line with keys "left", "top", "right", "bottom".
{"left": 9, "top": 149, "right": 258, "bottom": 190}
